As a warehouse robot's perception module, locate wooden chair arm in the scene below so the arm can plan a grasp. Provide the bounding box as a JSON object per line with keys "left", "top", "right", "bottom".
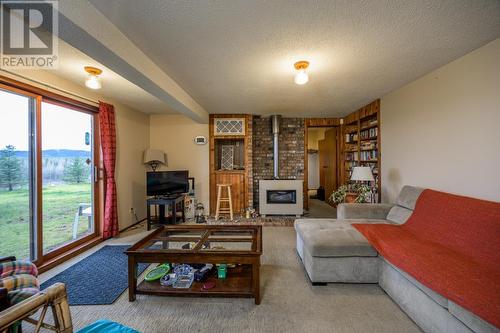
{"left": 0, "top": 256, "right": 16, "bottom": 263}
{"left": 0, "top": 283, "right": 73, "bottom": 332}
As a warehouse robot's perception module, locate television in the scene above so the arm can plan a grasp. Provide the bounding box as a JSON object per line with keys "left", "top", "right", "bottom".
{"left": 147, "top": 171, "right": 189, "bottom": 196}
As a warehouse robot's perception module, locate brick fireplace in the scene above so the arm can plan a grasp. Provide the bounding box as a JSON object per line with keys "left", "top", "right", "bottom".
{"left": 252, "top": 116, "right": 305, "bottom": 213}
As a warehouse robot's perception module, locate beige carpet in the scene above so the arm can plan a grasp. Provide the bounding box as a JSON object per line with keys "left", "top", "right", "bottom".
{"left": 35, "top": 227, "right": 420, "bottom": 333}
{"left": 304, "top": 199, "right": 337, "bottom": 218}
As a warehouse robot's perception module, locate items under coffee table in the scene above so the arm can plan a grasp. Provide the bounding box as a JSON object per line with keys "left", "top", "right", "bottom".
{"left": 125, "top": 225, "right": 263, "bottom": 304}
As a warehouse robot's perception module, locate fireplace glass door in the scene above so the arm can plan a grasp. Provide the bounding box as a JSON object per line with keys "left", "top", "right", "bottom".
{"left": 266, "top": 190, "right": 297, "bottom": 204}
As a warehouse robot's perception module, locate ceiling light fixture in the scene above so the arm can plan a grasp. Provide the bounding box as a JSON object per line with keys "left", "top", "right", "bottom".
{"left": 294, "top": 60, "right": 309, "bottom": 85}
{"left": 84, "top": 66, "right": 103, "bottom": 89}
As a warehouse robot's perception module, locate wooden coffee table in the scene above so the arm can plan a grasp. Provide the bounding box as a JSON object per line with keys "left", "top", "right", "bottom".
{"left": 126, "top": 224, "right": 263, "bottom": 304}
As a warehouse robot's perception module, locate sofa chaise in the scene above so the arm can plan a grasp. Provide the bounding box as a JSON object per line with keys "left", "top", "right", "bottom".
{"left": 294, "top": 186, "right": 500, "bottom": 333}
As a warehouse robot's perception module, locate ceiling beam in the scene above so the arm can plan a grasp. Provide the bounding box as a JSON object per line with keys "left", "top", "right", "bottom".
{"left": 56, "top": 1, "right": 209, "bottom": 123}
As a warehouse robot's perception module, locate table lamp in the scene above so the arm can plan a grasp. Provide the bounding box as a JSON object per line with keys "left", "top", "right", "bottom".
{"left": 350, "top": 166, "right": 374, "bottom": 182}
{"left": 143, "top": 149, "right": 166, "bottom": 172}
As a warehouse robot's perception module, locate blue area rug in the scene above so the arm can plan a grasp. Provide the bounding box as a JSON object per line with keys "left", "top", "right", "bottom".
{"left": 41, "top": 245, "right": 148, "bottom": 305}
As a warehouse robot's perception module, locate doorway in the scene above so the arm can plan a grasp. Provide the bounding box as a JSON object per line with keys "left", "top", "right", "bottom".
{"left": 304, "top": 119, "right": 341, "bottom": 214}
{"left": 0, "top": 83, "right": 99, "bottom": 264}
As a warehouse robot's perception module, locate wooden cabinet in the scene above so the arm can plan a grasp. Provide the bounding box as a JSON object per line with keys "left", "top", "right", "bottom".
{"left": 209, "top": 114, "right": 253, "bottom": 215}
{"left": 214, "top": 171, "right": 246, "bottom": 214}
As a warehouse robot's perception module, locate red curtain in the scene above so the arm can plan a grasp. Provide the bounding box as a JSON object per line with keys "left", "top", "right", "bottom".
{"left": 99, "top": 102, "right": 119, "bottom": 239}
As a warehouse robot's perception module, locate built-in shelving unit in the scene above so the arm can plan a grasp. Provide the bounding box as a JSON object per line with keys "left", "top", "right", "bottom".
{"left": 341, "top": 99, "right": 381, "bottom": 202}
{"left": 209, "top": 114, "right": 253, "bottom": 215}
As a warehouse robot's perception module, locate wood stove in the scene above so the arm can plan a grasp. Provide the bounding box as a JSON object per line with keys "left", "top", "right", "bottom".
{"left": 259, "top": 180, "right": 303, "bottom": 216}
{"left": 266, "top": 190, "right": 297, "bottom": 204}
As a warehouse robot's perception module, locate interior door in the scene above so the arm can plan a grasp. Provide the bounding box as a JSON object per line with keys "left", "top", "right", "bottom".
{"left": 318, "top": 128, "right": 338, "bottom": 202}
{"left": 318, "top": 139, "right": 327, "bottom": 189}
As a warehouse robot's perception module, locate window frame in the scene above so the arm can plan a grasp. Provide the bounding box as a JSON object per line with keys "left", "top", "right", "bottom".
{"left": 0, "top": 76, "right": 102, "bottom": 268}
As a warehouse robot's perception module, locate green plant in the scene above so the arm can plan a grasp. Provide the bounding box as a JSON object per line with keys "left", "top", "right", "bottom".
{"left": 352, "top": 183, "right": 371, "bottom": 203}
{"left": 329, "top": 185, "right": 348, "bottom": 205}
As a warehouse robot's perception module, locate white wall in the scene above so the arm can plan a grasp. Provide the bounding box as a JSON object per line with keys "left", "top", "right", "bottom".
{"left": 1, "top": 70, "right": 150, "bottom": 230}
{"left": 149, "top": 114, "right": 210, "bottom": 209}
{"left": 381, "top": 38, "right": 500, "bottom": 203}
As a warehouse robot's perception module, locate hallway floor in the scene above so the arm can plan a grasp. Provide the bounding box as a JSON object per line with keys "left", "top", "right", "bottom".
{"left": 305, "top": 198, "right": 337, "bottom": 218}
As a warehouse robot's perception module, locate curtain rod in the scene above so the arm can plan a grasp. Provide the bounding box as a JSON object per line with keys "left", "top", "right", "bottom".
{"left": 0, "top": 69, "right": 99, "bottom": 106}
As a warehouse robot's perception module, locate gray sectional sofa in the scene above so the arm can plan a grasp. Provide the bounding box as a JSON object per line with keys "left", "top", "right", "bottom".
{"left": 294, "top": 186, "right": 498, "bottom": 333}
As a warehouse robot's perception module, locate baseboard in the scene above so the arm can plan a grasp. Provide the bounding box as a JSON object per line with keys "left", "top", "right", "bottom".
{"left": 120, "top": 217, "right": 147, "bottom": 233}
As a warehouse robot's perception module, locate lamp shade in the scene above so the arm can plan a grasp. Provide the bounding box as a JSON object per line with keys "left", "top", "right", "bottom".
{"left": 143, "top": 149, "right": 166, "bottom": 165}
{"left": 350, "top": 166, "right": 374, "bottom": 181}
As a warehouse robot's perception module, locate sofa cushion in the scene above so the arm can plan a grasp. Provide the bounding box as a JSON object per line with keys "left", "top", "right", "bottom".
{"left": 396, "top": 186, "right": 424, "bottom": 210}
{"left": 296, "top": 220, "right": 383, "bottom": 257}
{"left": 294, "top": 219, "right": 339, "bottom": 240}
{"left": 386, "top": 205, "right": 413, "bottom": 224}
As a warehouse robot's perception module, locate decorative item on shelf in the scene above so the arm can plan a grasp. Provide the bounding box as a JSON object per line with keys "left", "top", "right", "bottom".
{"left": 185, "top": 196, "right": 196, "bottom": 219}
{"left": 220, "top": 145, "right": 234, "bottom": 170}
{"left": 143, "top": 148, "right": 166, "bottom": 172}
{"left": 195, "top": 203, "right": 206, "bottom": 224}
{"left": 188, "top": 177, "right": 195, "bottom": 196}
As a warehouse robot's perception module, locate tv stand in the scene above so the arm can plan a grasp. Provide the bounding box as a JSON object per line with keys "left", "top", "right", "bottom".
{"left": 146, "top": 194, "right": 186, "bottom": 230}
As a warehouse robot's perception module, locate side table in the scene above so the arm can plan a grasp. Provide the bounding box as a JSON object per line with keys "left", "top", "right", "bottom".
{"left": 146, "top": 194, "right": 185, "bottom": 230}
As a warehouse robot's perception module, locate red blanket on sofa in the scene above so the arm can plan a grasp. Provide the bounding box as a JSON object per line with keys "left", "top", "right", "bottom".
{"left": 353, "top": 189, "right": 500, "bottom": 327}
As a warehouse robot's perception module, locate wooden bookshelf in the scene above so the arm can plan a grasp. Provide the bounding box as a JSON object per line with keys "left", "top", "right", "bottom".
{"left": 341, "top": 99, "right": 381, "bottom": 202}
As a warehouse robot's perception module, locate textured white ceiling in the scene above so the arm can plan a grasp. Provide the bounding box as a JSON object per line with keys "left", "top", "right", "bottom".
{"left": 89, "top": 0, "right": 500, "bottom": 117}
{"left": 54, "top": 40, "right": 172, "bottom": 114}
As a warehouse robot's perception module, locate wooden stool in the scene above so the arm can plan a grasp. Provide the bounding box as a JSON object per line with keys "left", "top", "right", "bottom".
{"left": 215, "top": 184, "right": 234, "bottom": 220}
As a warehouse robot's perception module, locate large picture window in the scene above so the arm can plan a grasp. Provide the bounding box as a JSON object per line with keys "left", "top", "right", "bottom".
{"left": 0, "top": 80, "right": 100, "bottom": 267}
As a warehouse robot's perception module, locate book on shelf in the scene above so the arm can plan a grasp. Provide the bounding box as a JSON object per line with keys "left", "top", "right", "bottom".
{"left": 360, "top": 150, "right": 377, "bottom": 161}
{"left": 345, "top": 125, "right": 358, "bottom": 133}
{"left": 361, "top": 118, "right": 378, "bottom": 129}
{"left": 345, "top": 133, "right": 358, "bottom": 143}
{"left": 345, "top": 143, "right": 358, "bottom": 152}
{"left": 360, "top": 127, "right": 378, "bottom": 139}
{"left": 360, "top": 141, "right": 377, "bottom": 150}
{"left": 344, "top": 152, "right": 359, "bottom": 161}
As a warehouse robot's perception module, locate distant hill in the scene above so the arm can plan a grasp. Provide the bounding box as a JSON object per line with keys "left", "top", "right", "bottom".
{"left": 12, "top": 149, "right": 90, "bottom": 158}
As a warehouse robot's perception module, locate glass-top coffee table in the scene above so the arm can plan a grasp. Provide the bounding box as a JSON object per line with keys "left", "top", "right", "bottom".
{"left": 125, "top": 224, "right": 263, "bottom": 304}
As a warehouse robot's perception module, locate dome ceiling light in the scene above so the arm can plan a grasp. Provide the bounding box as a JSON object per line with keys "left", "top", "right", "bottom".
{"left": 84, "top": 66, "right": 103, "bottom": 89}
{"left": 294, "top": 60, "right": 309, "bottom": 85}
